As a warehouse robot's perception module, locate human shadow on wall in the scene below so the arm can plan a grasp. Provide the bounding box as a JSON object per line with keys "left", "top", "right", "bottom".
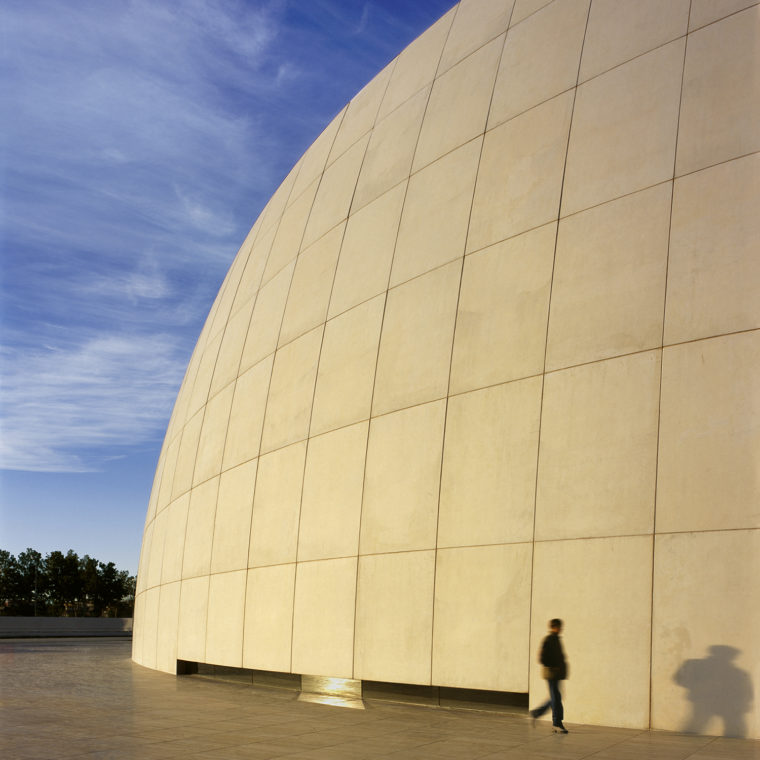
{"left": 673, "top": 645, "right": 753, "bottom": 738}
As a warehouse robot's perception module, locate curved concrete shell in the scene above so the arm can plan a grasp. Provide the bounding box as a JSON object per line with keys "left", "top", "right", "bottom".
{"left": 134, "top": 0, "right": 760, "bottom": 738}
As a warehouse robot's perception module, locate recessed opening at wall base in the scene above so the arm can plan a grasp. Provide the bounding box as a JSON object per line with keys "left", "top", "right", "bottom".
{"left": 176, "top": 660, "right": 301, "bottom": 690}
{"left": 177, "top": 661, "right": 528, "bottom": 713}
{"left": 362, "top": 680, "right": 529, "bottom": 713}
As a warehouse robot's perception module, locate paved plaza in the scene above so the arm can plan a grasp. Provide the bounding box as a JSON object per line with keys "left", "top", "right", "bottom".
{"left": 1, "top": 639, "right": 757, "bottom": 759}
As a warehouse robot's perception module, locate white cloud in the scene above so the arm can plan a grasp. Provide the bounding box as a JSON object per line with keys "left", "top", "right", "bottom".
{"left": 173, "top": 184, "right": 238, "bottom": 236}
{"left": 0, "top": 334, "right": 188, "bottom": 472}
{"left": 354, "top": 4, "right": 371, "bottom": 36}
{"left": 0, "top": 0, "right": 459, "bottom": 481}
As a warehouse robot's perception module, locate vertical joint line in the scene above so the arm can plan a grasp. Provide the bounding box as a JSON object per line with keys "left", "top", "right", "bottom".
{"left": 649, "top": 2, "right": 692, "bottom": 728}
{"left": 527, "top": 0, "right": 592, "bottom": 698}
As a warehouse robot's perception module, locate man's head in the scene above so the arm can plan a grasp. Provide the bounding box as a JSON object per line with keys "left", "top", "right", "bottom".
{"left": 549, "top": 618, "right": 563, "bottom": 633}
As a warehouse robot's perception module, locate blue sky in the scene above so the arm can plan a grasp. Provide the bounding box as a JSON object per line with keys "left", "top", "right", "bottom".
{"left": 0, "top": 0, "right": 456, "bottom": 575}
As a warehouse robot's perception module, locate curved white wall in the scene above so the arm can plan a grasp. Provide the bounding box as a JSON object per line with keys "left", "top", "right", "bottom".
{"left": 134, "top": 0, "right": 760, "bottom": 738}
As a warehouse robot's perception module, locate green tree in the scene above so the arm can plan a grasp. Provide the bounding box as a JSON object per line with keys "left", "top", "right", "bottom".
{"left": 80, "top": 555, "right": 101, "bottom": 615}
{"left": 44, "top": 550, "right": 82, "bottom": 615}
{"left": 92, "top": 560, "right": 121, "bottom": 616}
{"left": 16, "top": 548, "right": 44, "bottom": 615}
{"left": 0, "top": 550, "right": 22, "bottom": 614}
{"left": 1, "top": 547, "right": 136, "bottom": 616}
{"left": 116, "top": 569, "right": 136, "bottom": 617}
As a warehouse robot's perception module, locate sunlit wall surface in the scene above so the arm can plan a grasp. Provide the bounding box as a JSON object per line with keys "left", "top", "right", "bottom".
{"left": 133, "top": 0, "right": 760, "bottom": 738}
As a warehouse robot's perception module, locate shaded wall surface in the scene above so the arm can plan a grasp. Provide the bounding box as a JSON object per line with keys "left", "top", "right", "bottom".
{"left": 133, "top": 0, "right": 760, "bottom": 738}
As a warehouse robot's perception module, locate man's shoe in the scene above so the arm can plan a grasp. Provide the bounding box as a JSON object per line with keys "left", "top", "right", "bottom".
{"left": 529, "top": 710, "right": 538, "bottom": 725}
{"left": 552, "top": 723, "right": 569, "bottom": 734}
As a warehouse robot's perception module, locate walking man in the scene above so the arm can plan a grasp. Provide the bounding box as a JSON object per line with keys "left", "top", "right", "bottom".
{"left": 531, "top": 618, "right": 569, "bottom": 733}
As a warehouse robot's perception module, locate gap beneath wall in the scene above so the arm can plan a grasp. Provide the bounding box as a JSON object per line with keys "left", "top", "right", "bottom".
{"left": 176, "top": 660, "right": 529, "bottom": 713}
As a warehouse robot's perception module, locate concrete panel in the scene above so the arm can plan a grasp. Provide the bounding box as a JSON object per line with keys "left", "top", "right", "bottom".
{"left": 140, "top": 587, "right": 160, "bottom": 670}
{"left": 298, "top": 422, "right": 368, "bottom": 562}
{"left": 451, "top": 223, "right": 555, "bottom": 395}
{"left": 354, "top": 551, "right": 435, "bottom": 685}
{"left": 181, "top": 477, "right": 219, "bottom": 579}
{"left": 373, "top": 262, "right": 460, "bottom": 416}
{"left": 468, "top": 91, "right": 573, "bottom": 252}
{"left": 546, "top": 183, "right": 671, "bottom": 371}
{"left": 158, "top": 434, "right": 180, "bottom": 508}
{"left": 530, "top": 536, "right": 653, "bottom": 729}
{"left": 145, "top": 508, "right": 166, "bottom": 590}
{"left": 146, "top": 456, "right": 162, "bottom": 524}
{"left": 311, "top": 296, "right": 384, "bottom": 437}
{"left": 302, "top": 136, "right": 367, "bottom": 249}
{"left": 280, "top": 224, "right": 344, "bottom": 347}
{"left": 413, "top": 38, "right": 501, "bottom": 172}
{"left": 438, "top": 377, "right": 541, "bottom": 548}
{"left": 136, "top": 525, "right": 152, "bottom": 595}
{"left": 239, "top": 224, "right": 278, "bottom": 306}
{"left": 187, "top": 332, "right": 222, "bottom": 417}
{"left": 657, "top": 332, "right": 760, "bottom": 534}
{"left": 393, "top": 138, "right": 481, "bottom": 286}
{"left": 353, "top": 87, "right": 428, "bottom": 213}
{"left": 230, "top": 233, "right": 271, "bottom": 316}
{"left": 209, "top": 301, "right": 252, "bottom": 396}
{"left": 289, "top": 109, "right": 345, "bottom": 203}
{"left": 161, "top": 493, "right": 189, "bottom": 585}
{"left": 664, "top": 155, "right": 760, "bottom": 345}
{"left": 222, "top": 354, "right": 274, "bottom": 471}
{"left": 536, "top": 352, "right": 660, "bottom": 540}
{"left": 262, "top": 178, "right": 319, "bottom": 286}
{"left": 439, "top": 0, "right": 513, "bottom": 74}
{"left": 580, "top": 0, "right": 689, "bottom": 82}
{"left": 177, "top": 575, "right": 209, "bottom": 663}
{"left": 292, "top": 557, "right": 357, "bottom": 678}
{"left": 377, "top": 9, "right": 454, "bottom": 121}
{"left": 562, "top": 41, "right": 684, "bottom": 217}
{"left": 329, "top": 183, "right": 405, "bottom": 319}
{"left": 243, "top": 564, "right": 295, "bottom": 673}
{"left": 171, "top": 410, "right": 203, "bottom": 500}
{"left": 206, "top": 570, "right": 246, "bottom": 667}
{"left": 651, "top": 530, "right": 760, "bottom": 738}
{"left": 676, "top": 6, "right": 760, "bottom": 176}
{"left": 240, "top": 261, "right": 294, "bottom": 374}
{"left": 256, "top": 160, "right": 292, "bottom": 240}
{"left": 510, "top": 0, "right": 553, "bottom": 26}
{"left": 489, "top": 0, "right": 588, "bottom": 127}
{"left": 361, "top": 401, "right": 446, "bottom": 555}
{"left": 260, "top": 326, "right": 322, "bottom": 454}
{"left": 249, "top": 442, "right": 306, "bottom": 568}
{"left": 208, "top": 256, "right": 246, "bottom": 343}
{"left": 329, "top": 64, "right": 392, "bottom": 163}
{"left": 211, "top": 460, "right": 257, "bottom": 574}
{"left": 193, "top": 384, "right": 234, "bottom": 487}
{"left": 156, "top": 581, "right": 181, "bottom": 674}
{"left": 147, "top": 447, "right": 166, "bottom": 522}
{"left": 433, "top": 544, "right": 532, "bottom": 691}
{"left": 170, "top": 349, "right": 201, "bottom": 434}
{"left": 689, "top": 0, "right": 758, "bottom": 30}
{"left": 132, "top": 592, "right": 145, "bottom": 662}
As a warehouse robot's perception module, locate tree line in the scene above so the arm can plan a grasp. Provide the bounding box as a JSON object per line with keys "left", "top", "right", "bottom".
{"left": 0, "top": 548, "right": 136, "bottom": 617}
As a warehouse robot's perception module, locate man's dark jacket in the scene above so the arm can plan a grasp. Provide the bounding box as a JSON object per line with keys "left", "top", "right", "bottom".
{"left": 540, "top": 632, "right": 567, "bottom": 680}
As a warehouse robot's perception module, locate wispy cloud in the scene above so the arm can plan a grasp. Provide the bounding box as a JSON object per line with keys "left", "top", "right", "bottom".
{"left": 0, "top": 334, "right": 187, "bottom": 472}
{"left": 1, "top": 0, "right": 457, "bottom": 474}
{"left": 1, "top": 0, "right": 287, "bottom": 471}
{"left": 354, "top": 4, "right": 372, "bottom": 36}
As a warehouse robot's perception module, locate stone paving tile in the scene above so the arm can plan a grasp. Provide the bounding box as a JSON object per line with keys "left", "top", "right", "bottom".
{"left": 691, "top": 737, "right": 760, "bottom": 759}
{"left": 2, "top": 639, "right": 759, "bottom": 760}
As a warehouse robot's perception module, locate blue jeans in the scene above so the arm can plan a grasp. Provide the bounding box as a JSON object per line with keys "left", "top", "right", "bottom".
{"left": 533, "top": 679, "right": 563, "bottom": 725}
